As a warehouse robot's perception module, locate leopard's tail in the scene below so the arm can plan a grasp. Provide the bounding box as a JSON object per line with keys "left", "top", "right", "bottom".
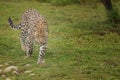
{"left": 8, "top": 17, "right": 21, "bottom": 30}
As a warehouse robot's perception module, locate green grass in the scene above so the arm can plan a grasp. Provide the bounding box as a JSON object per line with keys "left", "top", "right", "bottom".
{"left": 0, "top": 1, "right": 120, "bottom": 80}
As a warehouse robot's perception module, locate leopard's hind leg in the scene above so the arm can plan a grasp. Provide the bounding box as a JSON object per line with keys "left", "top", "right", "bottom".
{"left": 37, "top": 42, "right": 47, "bottom": 64}
{"left": 25, "top": 36, "right": 33, "bottom": 57}
{"left": 20, "top": 34, "right": 33, "bottom": 58}
{"left": 34, "top": 20, "right": 48, "bottom": 64}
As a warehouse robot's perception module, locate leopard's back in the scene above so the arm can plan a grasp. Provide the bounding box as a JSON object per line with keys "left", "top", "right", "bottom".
{"left": 21, "top": 9, "right": 48, "bottom": 43}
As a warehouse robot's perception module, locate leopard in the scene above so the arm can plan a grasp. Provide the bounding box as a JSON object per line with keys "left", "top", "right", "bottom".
{"left": 8, "top": 9, "right": 48, "bottom": 64}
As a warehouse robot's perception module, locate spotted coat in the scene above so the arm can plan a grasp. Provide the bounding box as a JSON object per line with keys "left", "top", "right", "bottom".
{"left": 8, "top": 9, "right": 48, "bottom": 64}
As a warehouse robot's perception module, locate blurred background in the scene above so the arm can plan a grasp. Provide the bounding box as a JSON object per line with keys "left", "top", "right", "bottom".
{"left": 0, "top": 0, "right": 120, "bottom": 80}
